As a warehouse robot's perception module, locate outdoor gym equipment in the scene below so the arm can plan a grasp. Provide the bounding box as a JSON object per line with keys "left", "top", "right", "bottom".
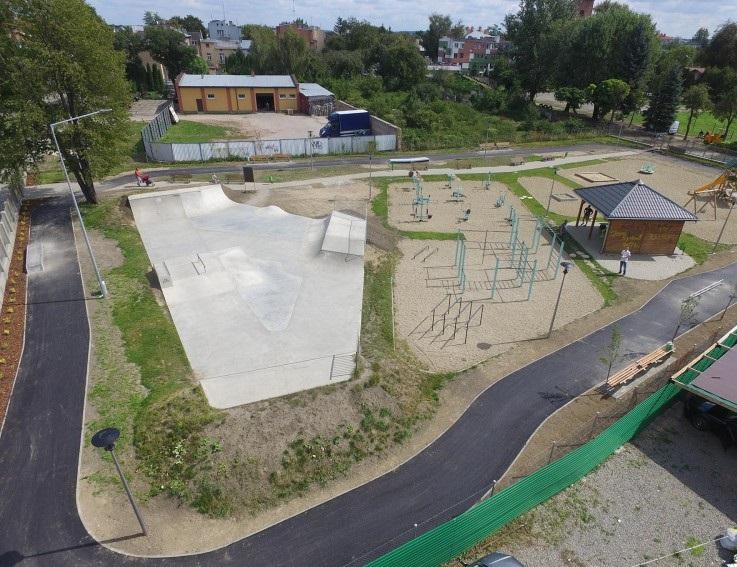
{"left": 455, "top": 229, "right": 467, "bottom": 292}
{"left": 495, "top": 192, "right": 506, "bottom": 208}
{"left": 451, "top": 190, "right": 466, "bottom": 202}
{"left": 412, "top": 245, "right": 429, "bottom": 260}
{"left": 422, "top": 247, "right": 438, "bottom": 262}
{"left": 484, "top": 173, "right": 493, "bottom": 191}
{"left": 639, "top": 163, "right": 655, "bottom": 174}
{"left": 426, "top": 296, "right": 485, "bottom": 346}
{"left": 412, "top": 176, "right": 431, "bottom": 222}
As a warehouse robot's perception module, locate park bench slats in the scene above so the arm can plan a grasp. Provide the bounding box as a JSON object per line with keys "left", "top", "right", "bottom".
{"left": 605, "top": 343, "right": 674, "bottom": 390}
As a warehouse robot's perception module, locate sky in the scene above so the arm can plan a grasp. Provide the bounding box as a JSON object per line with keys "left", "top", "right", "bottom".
{"left": 88, "top": 0, "right": 732, "bottom": 38}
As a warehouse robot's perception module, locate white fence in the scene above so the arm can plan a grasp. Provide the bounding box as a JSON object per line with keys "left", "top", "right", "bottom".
{"left": 146, "top": 134, "right": 397, "bottom": 162}
{"left": 0, "top": 184, "right": 22, "bottom": 300}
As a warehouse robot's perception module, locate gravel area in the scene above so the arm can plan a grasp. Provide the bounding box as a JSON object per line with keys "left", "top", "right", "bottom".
{"left": 181, "top": 112, "right": 327, "bottom": 140}
{"left": 559, "top": 155, "right": 735, "bottom": 244}
{"left": 394, "top": 233, "right": 603, "bottom": 372}
{"left": 519, "top": 175, "right": 584, "bottom": 217}
{"left": 502, "top": 402, "right": 737, "bottom": 567}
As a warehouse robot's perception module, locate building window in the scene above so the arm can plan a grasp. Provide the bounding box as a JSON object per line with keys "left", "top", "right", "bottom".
{"left": 219, "top": 53, "right": 225, "bottom": 64}
{"left": 207, "top": 53, "right": 212, "bottom": 62}
{"left": 279, "top": 94, "right": 287, "bottom": 99}
{"left": 289, "top": 94, "right": 296, "bottom": 99}
{"left": 217, "top": 29, "right": 224, "bottom": 37}
{"left": 207, "top": 93, "right": 215, "bottom": 99}
{"left": 237, "top": 93, "right": 246, "bottom": 99}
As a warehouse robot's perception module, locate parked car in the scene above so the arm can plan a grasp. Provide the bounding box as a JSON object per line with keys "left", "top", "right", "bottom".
{"left": 684, "top": 395, "right": 737, "bottom": 448}
{"left": 460, "top": 552, "right": 525, "bottom": 567}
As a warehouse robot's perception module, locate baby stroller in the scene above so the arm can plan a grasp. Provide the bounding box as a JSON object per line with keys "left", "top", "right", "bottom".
{"left": 135, "top": 171, "right": 154, "bottom": 187}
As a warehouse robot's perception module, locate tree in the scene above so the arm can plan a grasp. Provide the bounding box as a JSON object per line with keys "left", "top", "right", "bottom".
{"left": 505, "top": 0, "right": 577, "bottom": 100}
{"left": 554, "top": 86, "right": 587, "bottom": 114}
{"left": 699, "top": 22, "right": 737, "bottom": 69}
{"left": 372, "top": 38, "right": 427, "bottom": 91}
{"left": 681, "top": 84, "right": 712, "bottom": 140}
{"left": 145, "top": 63, "right": 154, "bottom": 92}
{"left": 224, "top": 49, "right": 251, "bottom": 74}
{"left": 644, "top": 63, "right": 683, "bottom": 132}
{"left": 113, "top": 26, "right": 147, "bottom": 92}
{"left": 143, "top": 11, "right": 164, "bottom": 26}
{"left": 693, "top": 27, "right": 709, "bottom": 49}
{"left": 592, "top": 79, "right": 630, "bottom": 123}
{"left": 705, "top": 66, "right": 737, "bottom": 139}
{"left": 241, "top": 24, "right": 273, "bottom": 40}
{"left": 422, "top": 14, "right": 464, "bottom": 60}
{"left": 323, "top": 50, "right": 363, "bottom": 79}
{"left": 168, "top": 15, "right": 207, "bottom": 36}
{"left": 144, "top": 26, "right": 199, "bottom": 78}
{"left": 187, "top": 56, "right": 208, "bottom": 75}
{"left": 599, "top": 326, "right": 623, "bottom": 382}
{"left": 4, "top": 0, "right": 130, "bottom": 203}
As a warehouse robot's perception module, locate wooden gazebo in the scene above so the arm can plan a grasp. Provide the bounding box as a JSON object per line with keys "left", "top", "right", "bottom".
{"left": 573, "top": 180, "right": 697, "bottom": 255}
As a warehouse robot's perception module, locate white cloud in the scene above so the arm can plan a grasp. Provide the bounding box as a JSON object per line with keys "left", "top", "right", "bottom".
{"left": 88, "top": 0, "right": 737, "bottom": 37}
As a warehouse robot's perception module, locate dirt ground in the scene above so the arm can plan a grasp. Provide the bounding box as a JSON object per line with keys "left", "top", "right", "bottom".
{"left": 74, "top": 175, "right": 737, "bottom": 557}
{"left": 182, "top": 112, "right": 327, "bottom": 141}
{"left": 557, "top": 154, "right": 736, "bottom": 244}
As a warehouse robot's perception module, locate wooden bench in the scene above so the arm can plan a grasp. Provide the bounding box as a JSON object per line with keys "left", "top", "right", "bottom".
{"left": 541, "top": 155, "right": 557, "bottom": 162}
{"left": 510, "top": 158, "right": 524, "bottom": 166}
{"left": 605, "top": 343, "right": 674, "bottom": 390}
{"left": 480, "top": 142, "right": 512, "bottom": 150}
{"left": 168, "top": 173, "right": 192, "bottom": 183}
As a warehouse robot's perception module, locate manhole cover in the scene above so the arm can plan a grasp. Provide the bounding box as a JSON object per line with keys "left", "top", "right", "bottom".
{"left": 477, "top": 342, "right": 492, "bottom": 350}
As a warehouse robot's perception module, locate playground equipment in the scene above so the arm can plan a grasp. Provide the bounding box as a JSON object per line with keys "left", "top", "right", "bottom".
{"left": 451, "top": 189, "right": 466, "bottom": 202}
{"left": 455, "top": 229, "right": 467, "bottom": 292}
{"left": 639, "top": 163, "right": 655, "bottom": 174}
{"left": 484, "top": 173, "right": 493, "bottom": 191}
{"left": 424, "top": 295, "right": 485, "bottom": 346}
{"left": 412, "top": 176, "right": 431, "bottom": 221}
{"left": 459, "top": 208, "right": 471, "bottom": 222}
{"left": 422, "top": 247, "right": 438, "bottom": 262}
{"left": 684, "top": 166, "right": 737, "bottom": 218}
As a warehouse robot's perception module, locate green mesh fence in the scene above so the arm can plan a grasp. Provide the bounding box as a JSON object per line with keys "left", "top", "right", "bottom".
{"left": 366, "top": 383, "right": 680, "bottom": 567}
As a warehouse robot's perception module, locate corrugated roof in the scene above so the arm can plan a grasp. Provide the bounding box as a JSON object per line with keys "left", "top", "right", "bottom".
{"left": 178, "top": 73, "right": 295, "bottom": 88}
{"left": 573, "top": 180, "right": 697, "bottom": 221}
{"left": 299, "top": 83, "right": 333, "bottom": 97}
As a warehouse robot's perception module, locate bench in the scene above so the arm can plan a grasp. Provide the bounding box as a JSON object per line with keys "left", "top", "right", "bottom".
{"left": 168, "top": 173, "right": 192, "bottom": 183}
{"left": 510, "top": 158, "right": 524, "bottom": 166}
{"left": 604, "top": 343, "right": 674, "bottom": 390}
{"left": 541, "top": 155, "right": 557, "bottom": 162}
{"left": 479, "top": 142, "right": 512, "bottom": 150}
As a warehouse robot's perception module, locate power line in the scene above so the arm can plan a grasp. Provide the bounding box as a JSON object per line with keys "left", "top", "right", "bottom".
{"left": 629, "top": 535, "right": 729, "bottom": 566}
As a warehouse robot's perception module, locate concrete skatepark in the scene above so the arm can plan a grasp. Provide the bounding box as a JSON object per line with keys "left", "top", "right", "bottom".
{"left": 129, "top": 185, "right": 366, "bottom": 408}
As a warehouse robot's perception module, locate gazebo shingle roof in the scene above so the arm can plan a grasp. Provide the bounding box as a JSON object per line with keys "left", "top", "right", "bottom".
{"left": 574, "top": 180, "right": 697, "bottom": 221}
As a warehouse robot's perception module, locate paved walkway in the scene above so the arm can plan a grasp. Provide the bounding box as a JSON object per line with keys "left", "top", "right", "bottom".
{"left": 1, "top": 195, "right": 737, "bottom": 566}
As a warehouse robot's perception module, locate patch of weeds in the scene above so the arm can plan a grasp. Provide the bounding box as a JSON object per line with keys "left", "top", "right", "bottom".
{"left": 678, "top": 232, "right": 731, "bottom": 264}
{"left": 82, "top": 200, "right": 228, "bottom": 517}
{"left": 684, "top": 536, "right": 705, "bottom": 557}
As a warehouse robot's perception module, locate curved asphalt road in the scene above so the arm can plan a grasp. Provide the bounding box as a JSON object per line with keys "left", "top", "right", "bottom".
{"left": 1, "top": 196, "right": 736, "bottom": 567}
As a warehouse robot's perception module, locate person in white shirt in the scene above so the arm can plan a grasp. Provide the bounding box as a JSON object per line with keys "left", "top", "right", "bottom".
{"left": 619, "top": 247, "right": 631, "bottom": 275}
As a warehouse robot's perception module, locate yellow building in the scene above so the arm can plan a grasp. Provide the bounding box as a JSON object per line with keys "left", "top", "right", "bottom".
{"left": 175, "top": 74, "right": 299, "bottom": 113}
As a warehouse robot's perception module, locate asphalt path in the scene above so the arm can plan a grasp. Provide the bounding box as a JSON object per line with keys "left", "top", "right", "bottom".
{"left": 100, "top": 143, "right": 617, "bottom": 190}
{"left": 1, "top": 196, "right": 736, "bottom": 566}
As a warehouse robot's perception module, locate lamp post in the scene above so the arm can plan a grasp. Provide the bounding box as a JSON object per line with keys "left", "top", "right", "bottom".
{"left": 545, "top": 167, "right": 560, "bottom": 218}
{"left": 308, "top": 130, "right": 314, "bottom": 171}
{"left": 91, "top": 427, "right": 147, "bottom": 535}
{"left": 50, "top": 109, "right": 111, "bottom": 298}
{"left": 547, "top": 261, "right": 573, "bottom": 338}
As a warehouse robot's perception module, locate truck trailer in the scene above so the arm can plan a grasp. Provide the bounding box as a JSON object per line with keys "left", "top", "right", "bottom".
{"left": 319, "top": 110, "right": 371, "bottom": 137}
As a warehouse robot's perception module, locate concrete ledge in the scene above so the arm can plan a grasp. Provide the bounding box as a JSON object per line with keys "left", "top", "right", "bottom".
{"left": 26, "top": 242, "right": 43, "bottom": 273}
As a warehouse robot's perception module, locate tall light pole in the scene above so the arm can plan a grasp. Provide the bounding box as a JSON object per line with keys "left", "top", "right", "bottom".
{"left": 308, "top": 130, "right": 314, "bottom": 171}
{"left": 91, "top": 427, "right": 147, "bottom": 535}
{"left": 545, "top": 167, "right": 560, "bottom": 218}
{"left": 547, "top": 261, "right": 573, "bottom": 338}
{"left": 50, "top": 109, "right": 111, "bottom": 298}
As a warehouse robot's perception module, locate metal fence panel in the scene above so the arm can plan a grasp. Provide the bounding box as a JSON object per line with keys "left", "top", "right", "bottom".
{"left": 148, "top": 143, "right": 174, "bottom": 162}
{"left": 254, "top": 139, "right": 282, "bottom": 156}
{"left": 228, "top": 141, "right": 256, "bottom": 158}
{"left": 328, "top": 137, "right": 353, "bottom": 154}
{"left": 375, "top": 135, "right": 397, "bottom": 151}
{"left": 207, "top": 143, "right": 231, "bottom": 160}
{"left": 172, "top": 144, "right": 203, "bottom": 161}
{"left": 280, "top": 138, "right": 308, "bottom": 156}
{"left": 308, "top": 137, "right": 330, "bottom": 155}
{"left": 350, "top": 136, "right": 372, "bottom": 153}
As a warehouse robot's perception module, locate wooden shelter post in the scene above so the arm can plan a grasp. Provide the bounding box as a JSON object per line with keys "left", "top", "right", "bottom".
{"left": 575, "top": 200, "right": 584, "bottom": 226}
{"left": 588, "top": 210, "right": 598, "bottom": 239}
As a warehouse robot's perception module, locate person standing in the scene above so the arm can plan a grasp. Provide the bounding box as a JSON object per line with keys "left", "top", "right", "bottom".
{"left": 582, "top": 204, "right": 594, "bottom": 226}
{"left": 619, "top": 247, "right": 631, "bottom": 275}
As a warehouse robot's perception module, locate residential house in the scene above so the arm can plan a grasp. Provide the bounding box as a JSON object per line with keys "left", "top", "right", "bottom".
{"left": 198, "top": 38, "right": 252, "bottom": 74}
{"left": 207, "top": 19, "right": 242, "bottom": 41}
{"left": 275, "top": 22, "right": 325, "bottom": 51}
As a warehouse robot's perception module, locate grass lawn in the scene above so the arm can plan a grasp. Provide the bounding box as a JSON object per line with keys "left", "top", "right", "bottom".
{"left": 630, "top": 110, "right": 736, "bottom": 142}
{"left": 158, "top": 120, "right": 238, "bottom": 143}
{"left": 678, "top": 233, "right": 731, "bottom": 264}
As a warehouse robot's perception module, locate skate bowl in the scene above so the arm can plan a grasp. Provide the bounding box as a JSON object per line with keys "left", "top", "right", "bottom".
{"left": 129, "top": 185, "right": 366, "bottom": 408}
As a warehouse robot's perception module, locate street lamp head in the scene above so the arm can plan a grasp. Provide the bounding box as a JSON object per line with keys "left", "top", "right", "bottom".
{"left": 560, "top": 261, "right": 573, "bottom": 274}
{"left": 91, "top": 427, "right": 120, "bottom": 451}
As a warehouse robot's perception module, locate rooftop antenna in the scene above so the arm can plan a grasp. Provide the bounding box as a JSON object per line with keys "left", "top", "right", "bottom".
{"left": 222, "top": 0, "right": 226, "bottom": 21}
{"left": 292, "top": 0, "right": 296, "bottom": 20}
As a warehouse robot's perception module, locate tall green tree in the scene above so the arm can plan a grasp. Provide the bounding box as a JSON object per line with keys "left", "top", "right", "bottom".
{"left": 143, "top": 11, "right": 164, "bottom": 26}
{"left": 224, "top": 49, "right": 251, "bottom": 74}
{"left": 692, "top": 27, "right": 709, "bottom": 49}
{"left": 644, "top": 63, "right": 683, "bottom": 133}
{"left": 113, "top": 26, "right": 147, "bottom": 91}
{"left": 422, "top": 14, "right": 464, "bottom": 60}
{"left": 4, "top": 0, "right": 130, "bottom": 203}
{"left": 505, "top": 0, "right": 577, "bottom": 100}
{"left": 554, "top": 86, "right": 587, "bottom": 114}
{"left": 699, "top": 22, "right": 737, "bottom": 69}
{"left": 144, "top": 26, "right": 199, "bottom": 78}
{"left": 681, "top": 84, "right": 712, "bottom": 140}
{"left": 146, "top": 63, "right": 154, "bottom": 92}
{"left": 371, "top": 38, "right": 427, "bottom": 91}
{"left": 188, "top": 56, "right": 208, "bottom": 75}
{"left": 168, "top": 15, "right": 207, "bottom": 36}
{"left": 590, "top": 79, "right": 630, "bottom": 122}
{"left": 705, "top": 67, "right": 737, "bottom": 139}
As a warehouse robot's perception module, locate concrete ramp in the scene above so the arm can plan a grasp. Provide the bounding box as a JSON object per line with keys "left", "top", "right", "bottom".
{"left": 129, "top": 185, "right": 364, "bottom": 408}
{"left": 321, "top": 211, "right": 367, "bottom": 256}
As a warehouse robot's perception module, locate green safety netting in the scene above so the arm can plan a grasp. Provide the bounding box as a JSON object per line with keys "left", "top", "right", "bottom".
{"left": 367, "top": 383, "right": 680, "bottom": 567}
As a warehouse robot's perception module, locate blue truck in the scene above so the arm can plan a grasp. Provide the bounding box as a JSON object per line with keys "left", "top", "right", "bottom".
{"left": 319, "top": 110, "right": 371, "bottom": 137}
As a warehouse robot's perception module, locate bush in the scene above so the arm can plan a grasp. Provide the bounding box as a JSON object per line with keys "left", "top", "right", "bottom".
{"left": 564, "top": 118, "right": 587, "bottom": 133}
